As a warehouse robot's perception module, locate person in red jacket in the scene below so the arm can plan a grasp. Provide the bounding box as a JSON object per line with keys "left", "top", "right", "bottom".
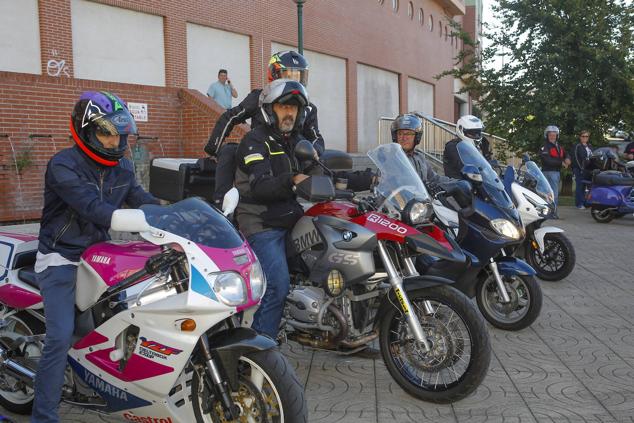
{"left": 540, "top": 125, "right": 571, "bottom": 218}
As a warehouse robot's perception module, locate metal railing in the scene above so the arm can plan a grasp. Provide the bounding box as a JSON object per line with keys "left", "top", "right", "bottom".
{"left": 378, "top": 113, "right": 520, "bottom": 170}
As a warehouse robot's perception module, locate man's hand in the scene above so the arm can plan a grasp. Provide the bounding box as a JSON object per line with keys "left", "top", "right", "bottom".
{"left": 292, "top": 174, "right": 310, "bottom": 185}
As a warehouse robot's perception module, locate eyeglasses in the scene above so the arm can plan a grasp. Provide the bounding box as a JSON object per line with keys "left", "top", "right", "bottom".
{"left": 580, "top": 135, "right": 590, "bottom": 138}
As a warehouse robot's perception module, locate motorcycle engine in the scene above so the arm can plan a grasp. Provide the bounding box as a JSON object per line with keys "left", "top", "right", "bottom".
{"left": 287, "top": 286, "right": 328, "bottom": 323}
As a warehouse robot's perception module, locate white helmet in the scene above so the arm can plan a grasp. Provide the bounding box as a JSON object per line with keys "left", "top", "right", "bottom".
{"left": 456, "top": 115, "right": 484, "bottom": 143}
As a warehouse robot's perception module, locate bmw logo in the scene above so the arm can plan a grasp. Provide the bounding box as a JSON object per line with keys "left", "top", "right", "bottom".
{"left": 342, "top": 231, "right": 353, "bottom": 242}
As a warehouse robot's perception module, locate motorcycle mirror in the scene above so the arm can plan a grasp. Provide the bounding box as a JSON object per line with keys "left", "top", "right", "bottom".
{"left": 461, "top": 164, "right": 483, "bottom": 183}
{"left": 222, "top": 187, "right": 239, "bottom": 217}
{"left": 295, "top": 139, "right": 317, "bottom": 162}
{"left": 522, "top": 153, "right": 530, "bottom": 163}
{"left": 111, "top": 209, "right": 151, "bottom": 233}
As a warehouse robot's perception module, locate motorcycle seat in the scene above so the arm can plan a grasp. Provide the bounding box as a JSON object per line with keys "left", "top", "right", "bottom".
{"left": 593, "top": 171, "right": 634, "bottom": 187}
{"left": 18, "top": 266, "right": 40, "bottom": 290}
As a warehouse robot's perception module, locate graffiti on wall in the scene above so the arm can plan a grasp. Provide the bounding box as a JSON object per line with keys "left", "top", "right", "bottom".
{"left": 46, "top": 49, "right": 71, "bottom": 77}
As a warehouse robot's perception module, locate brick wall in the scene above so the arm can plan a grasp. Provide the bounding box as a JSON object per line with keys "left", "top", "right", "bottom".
{"left": 0, "top": 73, "right": 242, "bottom": 222}
{"left": 1, "top": 0, "right": 468, "bottom": 222}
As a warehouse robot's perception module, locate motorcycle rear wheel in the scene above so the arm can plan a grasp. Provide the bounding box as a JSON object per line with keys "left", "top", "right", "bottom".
{"left": 0, "top": 311, "right": 44, "bottom": 415}
{"left": 378, "top": 286, "right": 490, "bottom": 403}
{"left": 526, "top": 233, "right": 576, "bottom": 281}
{"left": 590, "top": 206, "right": 615, "bottom": 223}
{"left": 191, "top": 349, "right": 307, "bottom": 423}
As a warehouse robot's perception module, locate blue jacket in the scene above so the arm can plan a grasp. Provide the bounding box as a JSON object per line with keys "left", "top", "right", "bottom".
{"left": 38, "top": 146, "right": 158, "bottom": 261}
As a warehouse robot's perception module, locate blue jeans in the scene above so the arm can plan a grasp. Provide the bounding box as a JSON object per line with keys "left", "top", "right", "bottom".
{"left": 572, "top": 168, "right": 587, "bottom": 207}
{"left": 32, "top": 265, "right": 77, "bottom": 423}
{"left": 248, "top": 229, "right": 290, "bottom": 339}
{"left": 543, "top": 171, "right": 561, "bottom": 210}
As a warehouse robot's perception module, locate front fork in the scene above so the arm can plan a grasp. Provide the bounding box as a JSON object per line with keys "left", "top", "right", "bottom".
{"left": 489, "top": 255, "right": 511, "bottom": 304}
{"left": 197, "top": 333, "right": 240, "bottom": 420}
{"left": 377, "top": 241, "right": 432, "bottom": 352}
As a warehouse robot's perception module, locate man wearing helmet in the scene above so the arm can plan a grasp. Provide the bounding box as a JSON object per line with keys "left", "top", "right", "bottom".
{"left": 393, "top": 113, "right": 471, "bottom": 198}
{"left": 232, "top": 79, "right": 313, "bottom": 339}
{"left": 32, "top": 91, "right": 158, "bottom": 422}
{"left": 540, "top": 125, "right": 570, "bottom": 216}
{"left": 204, "top": 51, "right": 324, "bottom": 207}
{"left": 443, "top": 115, "right": 486, "bottom": 179}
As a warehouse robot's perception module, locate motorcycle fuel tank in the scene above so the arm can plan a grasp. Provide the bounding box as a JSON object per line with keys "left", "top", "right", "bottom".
{"left": 76, "top": 241, "right": 161, "bottom": 311}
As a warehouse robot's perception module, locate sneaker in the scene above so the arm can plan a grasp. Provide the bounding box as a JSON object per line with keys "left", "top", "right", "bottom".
{"left": 576, "top": 206, "right": 586, "bottom": 210}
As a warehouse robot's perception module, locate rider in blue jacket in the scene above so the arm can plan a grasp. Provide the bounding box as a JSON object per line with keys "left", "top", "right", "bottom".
{"left": 32, "top": 91, "right": 158, "bottom": 423}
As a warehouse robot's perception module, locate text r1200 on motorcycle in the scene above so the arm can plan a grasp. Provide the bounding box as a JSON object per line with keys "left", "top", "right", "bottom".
{"left": 283, "top": 142, "right": 491, "bottom": 403}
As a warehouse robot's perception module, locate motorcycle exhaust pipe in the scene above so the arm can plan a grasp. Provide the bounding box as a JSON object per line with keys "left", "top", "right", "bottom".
{"left": 0, "top": 346, "right": 36, "bottom": 387}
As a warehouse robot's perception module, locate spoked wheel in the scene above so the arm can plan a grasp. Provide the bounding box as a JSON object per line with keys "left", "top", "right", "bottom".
{"left": 379, "top": 286, "right": 491, "bottom": 403}
{"left": 0, "top": 312, "right": 44, "bottom": 415}
{"left": 526, "top": 233, "right": 576, "bottom": 281}
{"left": 591, "top": 206, "right": 615, "bottom": 223}
{"left": 477, "top": 274, "right": 542, "bottom": 331}
{"left": 191, "top": 349, "right": 307, "bottom": 423}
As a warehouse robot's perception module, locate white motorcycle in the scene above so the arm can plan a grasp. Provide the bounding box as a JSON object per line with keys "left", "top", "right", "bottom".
{"left": 0, "top": 197, "right": 307, "bottom": 422}
{"left": 501, "top": 156, "right": 576, "bottom": 281}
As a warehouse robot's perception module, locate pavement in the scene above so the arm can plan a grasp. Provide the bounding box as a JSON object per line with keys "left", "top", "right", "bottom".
{"left": 1, "top": 207, "right": 633, "bottom": 422}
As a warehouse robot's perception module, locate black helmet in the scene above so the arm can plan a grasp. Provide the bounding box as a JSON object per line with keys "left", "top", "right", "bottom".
{"left": 259, "top": 79, "right": 309, "bottom": 137}
{"left": 268, "top": 51, "right": 309, "bottom": 86}
{"left": 391, "top": 113, "right": 423, "bottom": 145}
{"left": 70, "top": 91, "right": 137, "bottom": 166}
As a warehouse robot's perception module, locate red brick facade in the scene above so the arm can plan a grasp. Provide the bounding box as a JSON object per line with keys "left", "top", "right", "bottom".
{"left": 0, "top": 0, "right": 466, "bottom": 222}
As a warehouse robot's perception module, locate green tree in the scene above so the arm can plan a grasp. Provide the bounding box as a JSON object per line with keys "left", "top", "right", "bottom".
{"left": 443, "top": 0, "right": 634, "bottom": 155}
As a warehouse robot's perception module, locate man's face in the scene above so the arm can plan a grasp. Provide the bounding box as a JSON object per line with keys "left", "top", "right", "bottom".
{"left": 397, "top": 129, "right": 416, "bottom": 152}
{"left": 273, "top": 103, "right": 298, "bottom": 133}
{"left": 580, "top": 133, "right": 590, "bottom": 144}
{"left": 218, "top": 72, "right": 228, "bottom": 83}
{"left": 96, "top": 131, "right": 120, "bottom": 149}
{"left": 547, "top": 132, "right": 558, "bottom": 143}
{"left": 281, "top": 69, "right": 302, "bottom": 82}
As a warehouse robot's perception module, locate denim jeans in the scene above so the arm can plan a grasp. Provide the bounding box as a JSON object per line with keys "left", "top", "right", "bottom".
{"left": 247, "top": 229, "right": 290, "bottom": 339}
{"left": 543, "top": 170, "right": 561, "bottom": 210}
{"left": 32, "top": 265, "right": 77, "bottom": 423}
{"left": 572, "top": 168, "right": 586, "bottom": 207}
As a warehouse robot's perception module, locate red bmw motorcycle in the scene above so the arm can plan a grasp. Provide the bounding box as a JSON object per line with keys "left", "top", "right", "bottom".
{"left": 278, "top": 142, "right": 491, "bottom": 403}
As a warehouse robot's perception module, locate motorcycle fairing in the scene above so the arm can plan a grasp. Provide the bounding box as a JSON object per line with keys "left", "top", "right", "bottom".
{"left": 351, "top": 212, "right": 419, "bottom": 242}
{"left": 496, "top": 256, "right": 536, "bottom": 276}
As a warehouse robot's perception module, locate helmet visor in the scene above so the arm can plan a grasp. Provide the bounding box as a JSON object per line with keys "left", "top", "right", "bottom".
{"left": 280, "top": 68, "right": 309, "bottom": 86}
{"left": 93, "top": 109, "right": 138, "bottom": 136}
{"left": 463, "top": 128, "right": 482, "bottom": 140}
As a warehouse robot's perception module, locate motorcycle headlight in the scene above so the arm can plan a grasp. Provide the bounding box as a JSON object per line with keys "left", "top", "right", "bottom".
{"left": 403, "top": 201, "right": 432, "bottom": 225}
{"left": 211, "top": 272, "right": 247, "bottom": 306}
{"left": 490, "top": 218, "right": 521, "bottom": 240}
{"left": 249, "top": 260, "right": 266, "bottom": 301}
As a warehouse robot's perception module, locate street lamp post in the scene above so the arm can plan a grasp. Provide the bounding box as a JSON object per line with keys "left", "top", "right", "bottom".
{"left": 293, "top": 0, "right": 306, "bottom": 54}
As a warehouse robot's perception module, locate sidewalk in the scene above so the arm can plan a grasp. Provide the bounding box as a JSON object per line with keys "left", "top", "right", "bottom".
{"left": 1, "top": 207, "right": 633, "bottom": 422}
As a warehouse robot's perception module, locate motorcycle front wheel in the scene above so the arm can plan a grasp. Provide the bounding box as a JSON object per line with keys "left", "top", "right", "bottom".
{"left": 191, "top": 349, "right": 308, "bottom": 423}
{"left": 477, "top": 274, "right": 542, "bottom": 331}
{"left": 378, "top": 286, "right": 491, "bottom": 404}
{"left": 526, "top": 233, "right": 576, "bottom": 281}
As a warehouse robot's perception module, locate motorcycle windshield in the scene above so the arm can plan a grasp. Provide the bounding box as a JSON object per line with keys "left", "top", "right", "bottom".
{"left": 525, "top": 161, "right": 555, "bottom": 203}
{"left": 367, "top": 143, "right": 430, "bottom": 212}
{"left": 456, "top": 141, "right": 515, "bottom": 210}
{"left": 141, "top": 198, "right": 244, "bottom": 249}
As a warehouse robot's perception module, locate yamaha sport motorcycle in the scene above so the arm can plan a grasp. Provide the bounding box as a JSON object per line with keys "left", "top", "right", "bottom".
{"left": 0, "top": 198, "right": 307, "bottom": 422}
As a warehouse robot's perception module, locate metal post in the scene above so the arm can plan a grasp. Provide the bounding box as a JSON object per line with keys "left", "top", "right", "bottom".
{"left": 294, "top": 0, "right": 306, "bottom": 54}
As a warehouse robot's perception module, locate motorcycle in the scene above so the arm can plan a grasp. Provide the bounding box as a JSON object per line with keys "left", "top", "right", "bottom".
{"left": 583, "top": 149, "right": 634, "bottom": 223}
{"left": 0, "top": 198, "right": 307, "bottom": 422}
{"left": 423, "top": 141, "right": 542, "bottom": 331}
{"left": 501, "top": 155, "right": 576, "bottom": 281}
{"left": 280, "top": 141, "right": 491, "bottom": 404}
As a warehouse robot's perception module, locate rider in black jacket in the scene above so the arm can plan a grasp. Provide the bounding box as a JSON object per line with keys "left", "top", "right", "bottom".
{"left": 443, "top": 115, "right": 485, "bottom": 179}
{"left": 204, "top": 51, "right": 324, "bottom": 206}
{"left": 571, "top": 130, "right": 592, "bottom": 209}
{"left": 234, "top": 79, "right": 313, "bottom": 339}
